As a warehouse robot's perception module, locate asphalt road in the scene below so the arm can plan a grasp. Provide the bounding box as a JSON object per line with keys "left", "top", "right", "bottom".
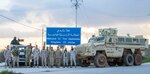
{"left": 0, "top": 63, "right": 150, "bottom": 74}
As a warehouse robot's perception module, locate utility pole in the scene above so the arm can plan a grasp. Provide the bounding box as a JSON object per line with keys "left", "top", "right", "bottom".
{"left": 71, "top": 0, "right": 83, "bottom": 27}
{"left": 42, "top": 24, "right": 47, "bottom": 48}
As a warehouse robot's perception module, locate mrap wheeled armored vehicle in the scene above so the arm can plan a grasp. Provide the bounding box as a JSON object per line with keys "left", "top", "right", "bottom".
{"left": 76, "top": 28, "right": 149, "bottom": 67}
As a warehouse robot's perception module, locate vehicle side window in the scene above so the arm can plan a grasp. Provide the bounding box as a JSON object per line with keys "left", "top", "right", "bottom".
{"left": 118, "top": 38, "right": 124, "bottom": 42}
{"left": 97, "top": 37, "right": 105, "bottom": 42}
{"left": 88, "top": 38, "right": 97, "bottom": 43}
{"left": 140, "top": 39, "right": 145, "bottom": 44}
{"left": 133, "top": 38, "right": 139, "bottom": 43}
{"left": 126, "top": 38, "right": 132, "bottom": 43}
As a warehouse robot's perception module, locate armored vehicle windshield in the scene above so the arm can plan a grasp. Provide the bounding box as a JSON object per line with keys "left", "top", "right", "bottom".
{"left": 88, "top": 37, "right": 105, "bottom": 43}
{"left": 97, "top": 37, "right": 105, "bottom": 42}
{"left": 88, "top": 37, "right": 97, "bottom": 43}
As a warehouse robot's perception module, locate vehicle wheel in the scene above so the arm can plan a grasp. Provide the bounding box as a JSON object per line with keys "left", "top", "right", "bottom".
{"left": 94, "top": 53, "right": 107, "bottom": 67}
{"left": 123, "top": 53, "right": 134, "bottom": 66}
{"left": 134, "top": 54, "right": 142, "bottom": 65}
{"left": 108, "top": 62, "right": 116, "bottom": 66}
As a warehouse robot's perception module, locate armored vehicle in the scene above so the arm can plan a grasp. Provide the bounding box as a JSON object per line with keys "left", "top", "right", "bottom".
{"left": 76, "top": 28, "right": 149, "bottom": 67}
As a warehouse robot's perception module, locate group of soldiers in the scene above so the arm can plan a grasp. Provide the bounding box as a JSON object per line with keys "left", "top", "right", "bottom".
{"left": 4, "top": 44, "right": 77, "bottom": 68}
{"left": 33, "top": 45, "right": 77, "bottom": 68}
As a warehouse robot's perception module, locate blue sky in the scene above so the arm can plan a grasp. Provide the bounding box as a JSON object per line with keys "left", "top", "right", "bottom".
{"left": 0, "top": 0, "right": 150, "bottom": 47}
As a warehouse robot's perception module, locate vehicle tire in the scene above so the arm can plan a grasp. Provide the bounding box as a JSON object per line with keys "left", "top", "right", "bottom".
{"left": 108, "top": 62, "right": 116, "bottom": 66}
{"left": 123, "top": 53, "right": 134, "bottom": 66}
{"left": 134, "top": 54, "right": 142, "bottom": 65}
{"left": 94, "top": 53, "right": 107, "bottom": 67}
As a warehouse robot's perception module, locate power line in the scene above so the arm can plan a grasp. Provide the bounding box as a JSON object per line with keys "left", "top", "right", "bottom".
{"left": 71, "top": 0, "right": 83, "bottom": 27}
{"left": 0, "top": 14, "right": 41, "bottom": 31}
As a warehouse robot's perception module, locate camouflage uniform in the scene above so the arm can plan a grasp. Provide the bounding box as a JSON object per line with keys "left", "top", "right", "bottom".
{"left": 41, "top": 48, "right": 47, "bottom": 67}
{"left": 25, "top": 46, "right": 32, "bottom": 66}
{"left": 63, "top": 48, "right": 69, "bottom": 67}
{"left": 70, "top": 47, "right": 77, "bottom": 67}
{"left": 33, "top": 47, "right": 40, "bottom": 67}
{"left": 49, "top": 47, "right": 55, "bottom": 67}
{"left": 10, "top": 37, "right": 20, "bottom": 45}
{"left": 46, "top": 47, "right": 50, "bottom": 67}
{"left": 12, "top": 47, "right": 19, "bottom": 67}
{"left": 4, "top": 47, "right": 12, "bottom": 67}
{"left": 55, "top": 47, "right": 62, "bottom": 67}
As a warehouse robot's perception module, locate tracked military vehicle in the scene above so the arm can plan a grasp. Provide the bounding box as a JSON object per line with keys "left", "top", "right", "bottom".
{"left": 76, "top": 28, "right": 149, "bottom": 67}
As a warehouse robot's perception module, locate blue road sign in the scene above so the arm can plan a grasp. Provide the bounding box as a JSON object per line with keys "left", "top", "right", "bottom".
{"left": 46, "top": 27, "right": 81, "bottom": 45}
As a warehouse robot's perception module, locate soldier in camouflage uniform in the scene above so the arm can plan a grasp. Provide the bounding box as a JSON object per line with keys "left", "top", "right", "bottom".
{"left": 48, "top": 46, "right": 55, "bottom": 68}
{"left": 70, "top": 46, "right": 77, "bottom": 68}
{"left": 46, "top": 47, "right": 50, "bottom": 67}
{"left": 60, "top": 47, "right": 64, "bottom": 65}
{"left": 25, "top": 43, "right": 32, "bottom": 67}
{"left": 63, "top": 48, "right": 69, "bottom": 67}
{"left": 33, "top": 45, "right": 40, "bottom": 67}
{"left": 55, "top": 46, "right": 62, "bottom": 68}
{"left": 41, "top": 46, "right": 47, "bottom": 67}
{"left": 12, "top": 46, "right": 19, "bottom": 67}
{"left": 4, "top": 45, "right": 12, "bottom": 68}
{"left": 10, "top": 37, "right": 20, "bottom": 45}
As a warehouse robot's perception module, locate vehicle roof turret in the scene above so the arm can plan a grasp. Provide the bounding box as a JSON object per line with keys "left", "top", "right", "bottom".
{"left": 99, "top": 28, "right": 117, "bottom": 36}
